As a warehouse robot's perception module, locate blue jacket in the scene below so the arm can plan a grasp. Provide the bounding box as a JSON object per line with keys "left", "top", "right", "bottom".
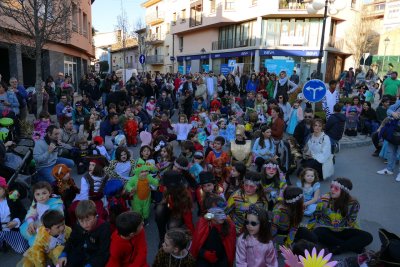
{"left": 252, "top": 137, "right": 275, "bottom": 160}
{"left": 0, "top": 91, "right": 20, "bottom": 115}
{"left": 100, "top": 119, "right": 121, "bottom": 139}
{"left": 388, "top": 100, "right": 400, "bottom": 117}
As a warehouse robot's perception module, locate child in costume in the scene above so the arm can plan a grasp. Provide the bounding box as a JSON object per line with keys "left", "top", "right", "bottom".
{"left": 296, "top": 168, "right": 320, "bottom": 216}
{"left": 174, "top": 114, "right": 193, "bottom": 142}
{"left": 262, "top": 159, "right": 287, "bottom": 209}
{"left": 190, "top": 151, "right": 205, "bottom": 184}
{"left": 236, "top": 204, "right": 278, "bottom": 267}
{"left": 217, "top": 118, "right": 229, "bottom": 143}
{"left": 20, "top": 182, "right": 64, "bottom": 246}
{"left": 124, "top": 112, "right": 139, "bottom": 147}
{"left": 105, "top": 146, "right": 135, "bottom": 182}
{"left": 226, "top": 171, "right": 268, "bottom": 234}
{"left": 0, "top": 176, "right": 29, "bottom": 254}
{"left": 223, "top": 161, "right": 246, "bottom": 200}
{"left": 345, "top": 107, "right": 359, "bottom": 136}
{"left": 156, "top": 144, "right": 174, "bottom": 178}
{"left": 51, "top": 164, "right": 79, "bottom": 224}
{"left": 179, "top": 140, "right": 195, "bottom": 164}
{"left": 205, "top": 136, "right": 230, "bottom": 168}
{"left": 287, "top": 99, "right": 303, "bottom": 135}
{"left": 111, "top": 133, "right": 127, "bottom": 160}
{"left": 93, "top": 135, "right": 111, "bottom": 161}
{"left": 32, "top": 111, "right": 51, "bottom": 140}
{"left": 191, "top": 194, "right": 236, "bottom": 267}
{"left": 196, "top": 172, "right": 225, "bottom": 216}
{"left": 69, "top": 158, "right": 109, "bottom": 226}
{"left": 106, "top": 211, "right": 148, "bottom": 267}
{"left": 125, "top": 164, "right": 159, "bottom": 225}
{"left": 146, "top": 96, "right": 156, "bottom": 117}
{"left": 21, "top": 210, "right": 71, "bottom": 267}
{"left": 153, "top": 228, "right": 196, "bottom": 267}
{"left": 104, "top": 179, "right": 128, "bottom": 233}
{"left": 58, "top": 200, "right": 111, "bottom": 267}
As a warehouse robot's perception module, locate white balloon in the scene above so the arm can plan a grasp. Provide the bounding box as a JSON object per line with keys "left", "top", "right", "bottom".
{"left": 307, "top": 4, "right": 318, "bottom": 14}
{"left": 334, "top": 0, "right": 347, "bottom": 11}
{"left": 312, "top": 0, "right": 326, "bottom": 10}
{"left": 329, "top": 6, "right": 338, "bottom": 15}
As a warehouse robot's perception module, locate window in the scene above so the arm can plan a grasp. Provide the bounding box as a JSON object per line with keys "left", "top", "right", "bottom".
{"left": 83, "top": 12, "right": 88, "bottom": 37}
{"left": 79, "top": 8, "right": 82, "bottom": 34}
{"left": 166, "top": 22, "right": 171, "bottom": 33}
{"left": 72, "top": 4, "right": 78, "bottom": 32}
{"left": 225, "top": 0, "right": 235, "bottom": 10}
{"left": 172, "top": 12, "right": 177, "bottom": 25}
{"left": 179, "top": 36, "right": 183, "bottom": 51}
{"left": 351, "top": 0, "right": 357, "bottom": 8}
{"left": 210, "top": 0, "right": 216, "bottom": 13}
{"left": 181, "top": 9, "right": 186, "bottom": 23}
{"left": 190, "top": 3, "right": 202, "bottom": 27}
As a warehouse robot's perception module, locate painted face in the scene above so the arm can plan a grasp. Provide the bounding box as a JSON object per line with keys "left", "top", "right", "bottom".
{"left": 88, "top": 162, "right": 96, "bottom": 173}
{"left": 160, "top": 148, "right": 168, "bottom": 159}
{"left": 141, "top": 148, "right": 151, "bottom": 159}
{"left": 48, "top": 221, "right": 66, "bottom": 237}
{"left": 330, "top": 184, "right": 342, "bottom": 199}
{"left": 244, "top": 180, "right": 257, "bottom": 196}
{"left": 34, "top": 188, "right": 51, "bottom": 204}
{"left": 265, "top": 164, "right": 278, "bottom": 177}
{"left": 220, "top": 121, "right": 226, "bottom": 129}
{"left": 245, "top": 214, "right": 260, "bottom": 236}
{"left": 304, "top": 170, "right": 315, "bottom": 184}
{"left": 78, "top": 215, "right": 97, "bottom": 232}
{"left": 202, "top": 182, "right": 215, "bottom": 193}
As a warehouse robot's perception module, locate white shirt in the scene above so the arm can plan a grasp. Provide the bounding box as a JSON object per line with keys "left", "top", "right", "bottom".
{"left": 0, "top": 199, "right": 20, "bottom": 230}
{"left": 322, "top": 89, "right": 339, "bottom": 118}
{"left": 206, "top": 77, "right": 215, "bottom": 97}
{"left": 74, "top": 175, "right": 104, "bottom": 201}
{"left": 115, "top": 161, "right": 132, "bottom": 181}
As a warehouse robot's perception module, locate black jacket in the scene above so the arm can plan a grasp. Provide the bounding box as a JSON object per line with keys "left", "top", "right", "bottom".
{"left": 62, "top": 219, "right": 111, "bottom": 267}
{"left": 293, "top": 121, "right": 313, "bottom": 149}
{"left": 182, "top": 81, "right": 197, "bottom": 94}
{"left": 325, "top": 113, "right": 346, "bottom": 141}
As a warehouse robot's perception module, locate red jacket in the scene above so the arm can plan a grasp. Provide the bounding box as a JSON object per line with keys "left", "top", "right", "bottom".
{"left": 190, "top": 218, "right": 236, "bottom": 266}
{"left": 106, "top": 229, "right": 148, "bottom": 267}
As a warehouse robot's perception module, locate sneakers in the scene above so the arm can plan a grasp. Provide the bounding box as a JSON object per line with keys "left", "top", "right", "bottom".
{"left": 377, "top": 168, "right": 394, "bottom": 175}
{"left": 396, "top": 173, "right": 400, "bottom": 182}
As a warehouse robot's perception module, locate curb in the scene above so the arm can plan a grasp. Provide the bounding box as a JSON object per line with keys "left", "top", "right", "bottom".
{"left": 339, "top": 138, "right": 372, "bottom": 149}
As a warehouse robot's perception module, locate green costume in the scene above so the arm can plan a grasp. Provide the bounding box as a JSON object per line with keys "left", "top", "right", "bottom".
{"left": 125, "top": 164, "right": 159, "bottom": 219}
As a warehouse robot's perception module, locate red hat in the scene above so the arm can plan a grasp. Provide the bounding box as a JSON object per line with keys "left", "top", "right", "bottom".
{"left": 0, "top": 176, "right": 7, "bottom": 188}
{"left": 93, "top": 136, "right": 104, "bottom": 145}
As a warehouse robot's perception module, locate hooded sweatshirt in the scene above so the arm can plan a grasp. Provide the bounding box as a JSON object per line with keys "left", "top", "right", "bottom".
{"left": 325, "top": 112, "right": 346, "bottom": 141}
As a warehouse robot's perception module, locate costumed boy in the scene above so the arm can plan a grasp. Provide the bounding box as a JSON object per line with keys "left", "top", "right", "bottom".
{"left": 125, "top": 164, "right": 159, "bottom": 224}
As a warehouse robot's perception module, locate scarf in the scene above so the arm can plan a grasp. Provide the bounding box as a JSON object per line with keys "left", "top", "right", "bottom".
{"left": 278, "top": 77, "right": 288, "bottom": 86}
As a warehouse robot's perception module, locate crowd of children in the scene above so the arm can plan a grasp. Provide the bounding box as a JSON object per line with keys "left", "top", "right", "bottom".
{"left": 1, "top": 70, "right": 386, "bottom": 267}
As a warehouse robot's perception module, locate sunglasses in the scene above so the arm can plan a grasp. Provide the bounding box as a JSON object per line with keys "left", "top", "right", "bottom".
{"left": 304, "top": 116, "right": 313, "bottom": 119}
{"left": 330, "top": 185, "right": 341, "bottom": 192}
{"left": 245, "top": 220, "right": 259, "bottom": 226}
{"left": 278, "top": 96, "right": 283, "bottom": 99}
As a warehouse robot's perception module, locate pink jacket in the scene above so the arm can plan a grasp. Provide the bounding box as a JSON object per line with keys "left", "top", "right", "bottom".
{"left": 235, "top": 234, "right": 278, "bottom": 267}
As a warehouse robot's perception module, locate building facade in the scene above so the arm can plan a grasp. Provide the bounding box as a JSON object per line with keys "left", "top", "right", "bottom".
{"left": 0, "top": 0, "right": 95, "bottom": 87}
{"left": 162, "top": 0, "right": 360, "bottom": 83}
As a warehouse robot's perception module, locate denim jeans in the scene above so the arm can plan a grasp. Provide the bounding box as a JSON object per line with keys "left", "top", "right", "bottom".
{"left": 36, "top": 157, "right": 75, "bottom": 183}
{"left": 386, "top": 142, "right": 399, "bottom": 172}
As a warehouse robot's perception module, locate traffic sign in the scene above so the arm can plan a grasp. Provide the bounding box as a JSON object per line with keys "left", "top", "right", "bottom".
{"left": 228, "top": 60, "right": 236, "bottom": 68}
{"left": 170, "top": 56, "right": 175, "bottom": 61}
{"left": 139, "top": 54, "right": 146, "bottom": 64}
{"left": 302, "top": 79, "right": 327, "bottom": 103}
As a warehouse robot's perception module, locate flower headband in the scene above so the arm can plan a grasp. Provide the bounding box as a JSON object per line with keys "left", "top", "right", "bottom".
{"left": 244, "top": 179, "right": 261, "bottom": 186}
{"left": 264, "top": 163, "right": 278, "bottom": 169}
{"left": 174, "top": 160, "right": 189, "bottom": 171}
{"left": 331, "top": 181, "right": 351, "bottom": 193}
{"left": 285, "top": 193, "right": 303, "bottom": 204}
{"left": 247, "top": 204, "right": 260, "bottom": 216}
{"left": 205, "top": 207, "right": 227, "bottom": 220}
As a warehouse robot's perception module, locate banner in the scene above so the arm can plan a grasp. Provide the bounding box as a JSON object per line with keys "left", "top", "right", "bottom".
{"left": 202, "top": 64, "right": 209, "bottom": 73}
{"left": 220, "top": 64, "right": 231, "bottom": 76}
{"left": 178, "top": 66, "right": 184, "bottom": 74}
{"left": 264, "top": 59, "right": 295, "bottom": 76}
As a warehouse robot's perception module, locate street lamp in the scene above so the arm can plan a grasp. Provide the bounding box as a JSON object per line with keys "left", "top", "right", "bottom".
{"left": 307, "top": 0, "right": 347, "bottom": 80}
{"left": 383, "top": 37, "right": 390, "bottom": 74}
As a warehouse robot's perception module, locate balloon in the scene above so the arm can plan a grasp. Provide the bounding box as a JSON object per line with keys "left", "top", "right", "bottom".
{"left": 307, "top": 4, "right": 318, "bottom": 14}
{"left": 312, "top": 0, "right": 326, "bottom": 10}
{"left": 334, "top": 0, "right": 347, "bottom": 11}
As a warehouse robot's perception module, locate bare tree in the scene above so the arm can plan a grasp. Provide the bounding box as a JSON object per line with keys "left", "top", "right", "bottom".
{"left": 0, "top": 0, "right": 73, "bottom": 116}
{"left": 345, "top": 5, "right": 379, "bottom": 69}
{"left": 132, "top": 19, "right": 152, "bottom": 73}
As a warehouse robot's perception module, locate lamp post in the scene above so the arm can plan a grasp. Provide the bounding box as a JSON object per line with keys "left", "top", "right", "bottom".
{"left": 383, "top": 37, "right": 390, "bottom": 74}
{"left": 307, "top": 0, "right": 346, "bottom": 80}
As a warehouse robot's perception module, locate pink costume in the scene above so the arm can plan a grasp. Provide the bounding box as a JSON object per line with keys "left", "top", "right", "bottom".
{"left": 235, "top": 234, "right": 278, "bottom": 267}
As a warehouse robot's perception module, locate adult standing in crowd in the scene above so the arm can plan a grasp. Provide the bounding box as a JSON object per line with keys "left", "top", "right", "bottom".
{"left": 382, "top": 71, "right": 400, "bottom": 98}
{"left": 322, "top": 80, "right": 340, "bottom": 119}
{"left": 289, "top": 70, "right": 300, "bottom": 85}
{"left": 9, "top": 77, "right": 27, "bottom": 121}
{"left": 273, "top": 71, "right": 298, "bottom": 102}
{"left": 344, "top": 67, "right": 355, "bottom": 97}
{"left": 33, "top": 125, "right": 74, "bottom": 183}
{"left": 156, "top": 91, "right": 174, "bottom": 116}
{"left": 206, "top": 71, "right": 216, "bottom": 103}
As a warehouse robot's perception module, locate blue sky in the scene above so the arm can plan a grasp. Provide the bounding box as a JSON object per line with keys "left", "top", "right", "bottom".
{"left": 92, "top": 0, "right": 145, "bottom": 33}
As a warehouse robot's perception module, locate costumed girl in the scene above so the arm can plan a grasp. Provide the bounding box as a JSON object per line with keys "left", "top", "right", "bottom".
{"left": 226, "top": 171, "right": 268, "bottom": 235}
{"left": 230, "top": 125, "right": 252, "bottom": 167}
{"left": 287, "top": 99, "right": 303, "bottom": 135}
{"left": 51, "top": 164, "right": 79, "bottom": 216}
{"left": 271, "top": 186, "right": 317, "bottom": 247}
{"left": 223, "top": 161, "right": 246, "bottom": 200}
{"left": 191, "top": 194, "right": 236, "bottom": 267}
{"left": 20, "top": 182, "right": 64, "bottom": 246}
{"left": 296, "top": 168, "right": 320, "bottom": 216}
{"left": 311, "top": 178, "right": 373, "bottom": 255}
{"left": 0, "top": 176, "right": 29, "bottom": 253}
{"left": 262, "top": 159, "right": 287, "bottom": 210}
{"left": 196, "top": 171, "right": 225, "bottom": 216}
{"left": 104, "top": 146, "right": 136, "bottom": 182}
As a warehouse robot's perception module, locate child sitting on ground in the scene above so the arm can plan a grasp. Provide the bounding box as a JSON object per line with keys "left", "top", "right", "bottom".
{"left": 345, "top": 106, "right": 358, "bottom": 136}
{"left": 205, "top": 136, "right": 230, "bottom": 169}
{"left": 21, "top": 210, "right": 72, "bottom": 267}
{"left": 33, "top": 111, "right": 51, "bottom": 140}
{"left": 93, "top": 136, "right": 111, "bottom": 161}
{"left": 20, "top": 182, "right": 64, "bottom": 246}
{"left": 153, "top": 228, "right": 196, "bottom": 267}
{"left": 106, "top": 211, "right": 148, "bottom": 267}
{"left": 58, "top": 200, "right": 111, "bottom": 267}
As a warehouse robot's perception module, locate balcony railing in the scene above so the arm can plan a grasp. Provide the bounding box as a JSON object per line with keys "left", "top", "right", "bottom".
{"left": 146, "top": 55, "right": 164, "bottom": 64}
{"left": 279, "top": 0, "right": 307, "bottom": 10}
{"left": 189, "top": 15, "right": 202, "bottom": 27}
{"left": 212, "top": 38, "right": 256, "bottom": 50}
{"left": 145, "top": 11, "right": 165, "bottom": 25}
{"left": 147, "top": 33, "right": 165, "bottom": 43}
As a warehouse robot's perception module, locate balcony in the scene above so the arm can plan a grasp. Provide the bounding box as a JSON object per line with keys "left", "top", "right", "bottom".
{"left": 328, "top": 36, "right": 344, "bottom": 50}
{"left": 147, "top": 33, "right": 165, "bottom": 44}
{"left": 141, "top": 0, "right": 162, "bottom": 8}
{"left": 146, "top": 55, "right": 164, "bottom": 65}
{"left": 145, "top": 11, "right": 165, "bottom": 26}
{"left": 279, "top": 0, "right": 307, "bottom": 10}
{"left": 212, "top": 38, "right": 256, "bottom": 50}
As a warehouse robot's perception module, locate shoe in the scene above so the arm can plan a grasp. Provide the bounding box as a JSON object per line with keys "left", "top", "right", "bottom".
{"left": 377, "top": 168, "right": 394, "bottom": 175}
{"left": 372, "top": 150, "right": 380, "bottom": 157}
{"left": 396, "top": 173, "right": 400, "bottom": 182}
